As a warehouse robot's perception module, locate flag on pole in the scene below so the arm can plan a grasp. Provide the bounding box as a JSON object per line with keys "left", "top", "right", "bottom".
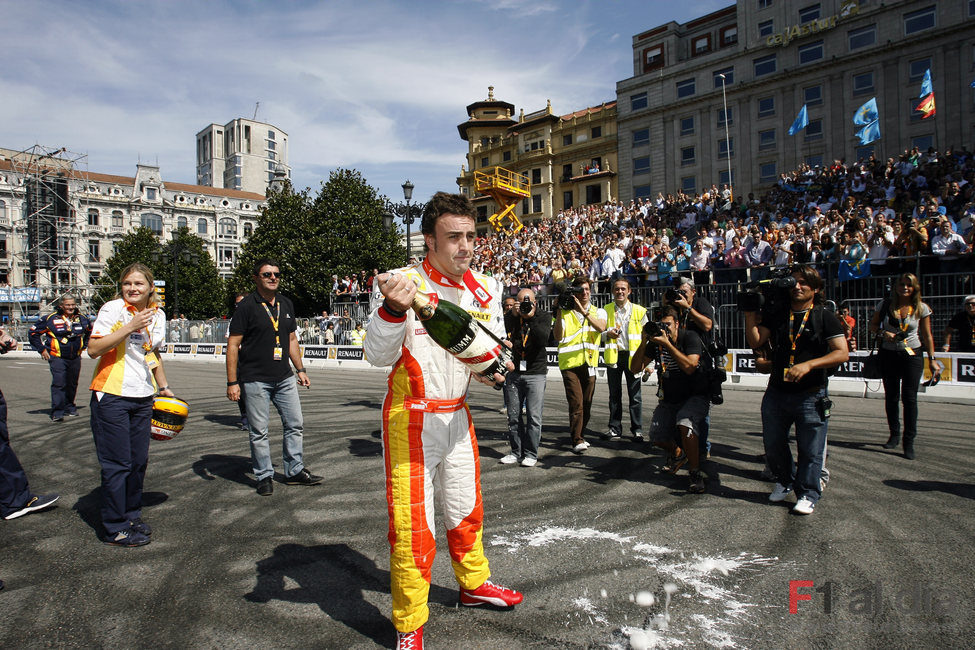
{"left": 919, "top": 69, "right": 933, "bottom": 98}
{"left": 917, "top": 93, "right": 936, "bottom": 119}
{"left": 788, "top": 104, "right": 809, "bottom": 136}
{"left": 853, "top": 98, "right": 880, "bottom": 145}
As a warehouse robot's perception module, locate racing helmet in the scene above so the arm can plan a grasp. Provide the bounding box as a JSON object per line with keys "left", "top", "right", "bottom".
{"left": 151, "top": 396, "right": 189, "bottom": 441}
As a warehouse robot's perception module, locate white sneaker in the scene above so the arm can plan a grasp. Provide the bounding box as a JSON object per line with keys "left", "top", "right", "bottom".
{"left": 768, "top": 483, "right": 793, "bottom": 502}
{"left": 572, "top": 442, "right": 587, "bottom": 454}
{"left": 582, "top": 440, "right": 591, "bottom": 449}
{"left": 520, "top": 457, "right": 537, "bottom": 467}
{"left": 499, "top": 454, "right": 519, "bottom": 465}
{"left": 792, "top": 496, "right": 816, "bottom": 515}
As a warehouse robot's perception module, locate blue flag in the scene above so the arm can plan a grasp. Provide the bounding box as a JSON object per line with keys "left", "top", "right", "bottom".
{"left": 839, "top": 258, "right": 871, "bottom": 282}
{"left": 919, "top": 69, "right": 932, "bottom": 98}
{"left": 853, "top": 98, "right": 879, "bottom": 126}
{"left": 788, "top": 104, "right": 809, "bottom": 136}
{"left": 856, "top": 121, "right": 881, "bottom": 145}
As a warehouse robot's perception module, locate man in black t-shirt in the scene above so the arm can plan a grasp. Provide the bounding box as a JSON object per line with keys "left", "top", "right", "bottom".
{"left": 664, "top": 276, "right": 716, "bottom": 457}
{"left": 226, "top": 259, "right": 321, "bottom": 496}
{"left": 632, "top": 306, "right": 710, "bottom": 494}
{"left": 500, "top": 289, "right": 552, "bottom": 467}
{"left": 744, "top": 265, "right": 848, "bottom": 515}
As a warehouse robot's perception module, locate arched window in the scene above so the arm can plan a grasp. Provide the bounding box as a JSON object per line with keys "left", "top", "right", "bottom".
{"left": 219, "top": 217, "right": 237, "bottom": 237}
{"left": 141, "top": 213, "right": 163, "bottom": 235}
{"left": 0, "top": 199, "right": 6, "bottom": 219}
{"left": 87, "top": 208, "right": 99, "bottom": 226}
{"left": 243, "top": 222, "right": 253, "bottom": 237}
{"left": 177, "top": 216, "right": 187, "bottom": 230}
{"left": 197, "top": 218, "right": 208, "bottom": 234}
{"left": 111, "top": 210, "right": 124, "bottom": 228}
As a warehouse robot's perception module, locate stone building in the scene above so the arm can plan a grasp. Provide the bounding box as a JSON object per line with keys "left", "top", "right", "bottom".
{"left": 0, "top": 147, "right": 265, "bottom": 320}
{"left": 616, "top": 0, "right": 975, "bottom": 200}
{"left": 196, "top": 118, "right": 290, "bottom": 195}
{"left": 456, "top": 87, "right": 618, "bottom": 234}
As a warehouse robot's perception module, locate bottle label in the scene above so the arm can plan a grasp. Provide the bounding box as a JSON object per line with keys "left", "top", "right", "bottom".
{"left": 450, "top": 324, "right": 508, "bottom": 375}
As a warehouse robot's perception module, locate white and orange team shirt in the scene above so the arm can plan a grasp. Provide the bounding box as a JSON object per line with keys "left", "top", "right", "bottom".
{"left": 89, "top": 298, "right": 166, "bottom": 398}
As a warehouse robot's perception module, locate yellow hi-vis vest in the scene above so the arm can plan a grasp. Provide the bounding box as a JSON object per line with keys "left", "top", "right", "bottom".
{"left": 349, "top": 329, "right": 364, "bottom": 346}
{"left": 558, "top": 306, "right": 601, "bottom": 370}
{"left": 602, "top": 302, "right": 647, "bottom": 371}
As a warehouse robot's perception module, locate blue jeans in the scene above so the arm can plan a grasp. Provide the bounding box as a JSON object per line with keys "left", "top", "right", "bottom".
{"left": 243, "top": 376, "right": 305, "bottom": 480}
{"left": 0, "top": 390, "right": 32, "bottom": 518}
{"left": 761, "top": 385, "right": 828, "bottom": 504}
{"left": 606, "top": 351, "right": 642, "bottom": 435}
{"left": 503, "top": 372, "right": 546, "bottom": 460}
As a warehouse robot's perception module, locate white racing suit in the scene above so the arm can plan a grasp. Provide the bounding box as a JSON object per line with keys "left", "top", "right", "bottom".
{"left": 364, "top": 258, "right": 505, "bottom": 633}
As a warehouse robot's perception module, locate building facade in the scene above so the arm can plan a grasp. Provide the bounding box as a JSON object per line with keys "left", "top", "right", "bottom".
{"left": 196, "top": 118, "right": 290, "bottom": 194}
{"left": 616, "top": 0, "right": 975, "bottom": 201}
{"left": 456, "top": 87, "right": 618, "bottom": 234}
{"left": 0, "top": 148, "right": 265, "bottom": 320}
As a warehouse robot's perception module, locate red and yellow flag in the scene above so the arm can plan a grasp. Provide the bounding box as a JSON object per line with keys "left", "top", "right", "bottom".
{"left": 917, "top": 93, "right": 936, "bottom": 119}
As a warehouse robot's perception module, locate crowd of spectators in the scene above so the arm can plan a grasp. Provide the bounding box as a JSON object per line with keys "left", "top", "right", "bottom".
{"left": 469, "top": 147, "right": 975, "bottom": 295}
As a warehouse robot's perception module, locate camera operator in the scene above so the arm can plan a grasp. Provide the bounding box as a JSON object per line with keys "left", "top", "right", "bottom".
{"left": 499, "top": 289, "right": 552, "bottom": 467}
{"left": 744, "top": 264, "right": 848, "bottom": 515}
{"left": 631, "top": 306, "right": 709, "bottom": 493}
{"left": 553, "top": 276, "right": 607, "bottom": 454}
{"left": 663, "top": 277, "right": 718, "bottom": 457}
{"left": 602, "top": 277, "right": 648, "bottom": 442}
{"left": 500, "top": 296, "right": 519, "bottom": 416}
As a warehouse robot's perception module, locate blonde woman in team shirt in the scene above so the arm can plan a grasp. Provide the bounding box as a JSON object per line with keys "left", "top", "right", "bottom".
{"left": 87, "top": 263, "right": 174, "bottom": 547}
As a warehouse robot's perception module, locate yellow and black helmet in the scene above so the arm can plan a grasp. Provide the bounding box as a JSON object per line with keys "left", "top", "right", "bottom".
{"left": 151, "top": 396, "right": 189, "bottom": 441}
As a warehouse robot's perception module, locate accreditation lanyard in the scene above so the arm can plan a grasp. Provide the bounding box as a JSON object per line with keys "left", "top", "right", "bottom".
{"left": 261, "top": 300, "right": 283, "bottom": 361}
{"left": 786, "top": 310, "right": 811, "bottom": 378}
{"left": 519, "top": 327, "right": 530, "bottom": 372}
{"left": 897, "top": 305, "right": 915, "bottom": 355}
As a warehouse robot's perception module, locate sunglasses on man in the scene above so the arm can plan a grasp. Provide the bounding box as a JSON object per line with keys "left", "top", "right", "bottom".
{"left": 260, "top": 271, "right": 282, "bottom": 279}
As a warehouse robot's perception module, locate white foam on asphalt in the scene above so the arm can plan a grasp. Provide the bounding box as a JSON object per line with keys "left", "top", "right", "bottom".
{"left": 491, "top": 525, "right": 780, "bottom": 648}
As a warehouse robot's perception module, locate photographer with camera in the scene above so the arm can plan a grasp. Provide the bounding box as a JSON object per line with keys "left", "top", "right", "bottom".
{"left": 499, "top": 289, "right": 552, "bottom": 467}
{"left": 662, "top": 277, "right": 720, "bottom": 456}
{"left": 553, "top": 277, "right": 607, "bottom": 454}
{"left": 631, "top": 306, "right": 710, "bottom": 493}
{"left": 602, "top": 277, "right": 648, "bottom": 442}
{"left": 743, "top": 265, "right": 848, "bottom": 515}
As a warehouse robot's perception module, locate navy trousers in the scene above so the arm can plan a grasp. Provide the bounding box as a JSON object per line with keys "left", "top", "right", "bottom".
{"left": 0, "top": 390, "right": 32, "bottom": 518}
{"left": 90, "top": 392, "right": 152, "bottom": 535}
{"left": 49, "top": 356, "right": 81, "bottom": 419}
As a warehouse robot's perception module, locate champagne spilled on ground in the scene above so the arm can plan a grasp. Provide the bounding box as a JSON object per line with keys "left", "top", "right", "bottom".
{"left": 411, "top": 290, "right": 511, "bottom": 386}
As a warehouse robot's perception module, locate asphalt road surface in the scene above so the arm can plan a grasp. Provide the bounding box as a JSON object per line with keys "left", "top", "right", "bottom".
{"left": 1, "top": 359, "right": 973, "bottom": 649}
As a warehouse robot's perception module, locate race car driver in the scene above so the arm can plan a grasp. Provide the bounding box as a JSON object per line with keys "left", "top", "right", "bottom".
{"left": 28, "top": 295, "right": 91, "bottom": 421}
{"left": 365, "top": 191, "right": 522, "bottom": 650}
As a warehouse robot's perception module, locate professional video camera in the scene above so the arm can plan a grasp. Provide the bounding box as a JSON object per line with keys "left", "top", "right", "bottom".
{"left": 556, "top": 285, "right": 586, "bottom": 310}
{"left": 735, "top": 268, "right": 797, "bottom": 323}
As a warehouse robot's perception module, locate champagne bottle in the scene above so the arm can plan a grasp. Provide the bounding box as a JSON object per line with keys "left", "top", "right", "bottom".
{"left": 411, "top": 290, "right": 511, "bottom": 385}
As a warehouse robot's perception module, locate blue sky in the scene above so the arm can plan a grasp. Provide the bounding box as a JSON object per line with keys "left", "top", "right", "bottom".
{"left": 0, "top": 0, "right": 726, "bottom": 205}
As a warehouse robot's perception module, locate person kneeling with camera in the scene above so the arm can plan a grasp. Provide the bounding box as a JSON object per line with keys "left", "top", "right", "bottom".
{"left": 743, "top": 265, "right": 848, "bottom": 515}
{"left": 631, "top": 306, "right": 710, "bottom": 493}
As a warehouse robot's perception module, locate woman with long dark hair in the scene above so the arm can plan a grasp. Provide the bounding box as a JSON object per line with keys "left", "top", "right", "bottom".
{"left": 87, "top": 263, "right": 174, "bottom": 546}
{"left": 868, "top": 273, "right": 943, "bottom": 459}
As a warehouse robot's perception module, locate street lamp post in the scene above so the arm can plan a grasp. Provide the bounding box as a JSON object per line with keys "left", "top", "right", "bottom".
{"left": 718, "top": 73, "right": 733, "bottom": 203}
{"left": 402, "top": 180, "right": 416, "bottom": 263}
{"left": 151, "top": 234, "right": 200, "bottom": 318}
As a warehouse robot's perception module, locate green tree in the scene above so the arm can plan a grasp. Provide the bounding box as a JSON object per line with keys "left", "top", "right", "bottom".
{"left": 94, "top": 227, "right": 225, "bottom": 319}
{"left": 92, "top": 227, "right": 161, "bottom": 311}
{"left": 154, "top": 228, "right": 225, "bottom": 319}
{"left": 231, "top": 171, "right": 404, "bottom": 315}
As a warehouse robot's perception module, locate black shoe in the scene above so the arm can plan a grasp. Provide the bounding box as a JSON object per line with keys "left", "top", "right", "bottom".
{"left": 51, "top": 416, "right": 64, "bottom": 423}
{"left": 256, "top": 477, "right": 274, "bottom": 496}
{"left": 903, "top": 444, "right": 916, "bottom": 460}
{"left": 0, "top": 579, "right": 4, "bottom": 591}
{"left": 284, "top": 469, "right": 323, "bottom": 485}
{"left": 688, "top": 469, "right": 707, "bottom": 493}
{"left": 3, "top": 494, "right": 59, "bottom": 520}
{"left": 130, "top": 518, "right": 152, "bottom": 536}
{"left": 882, "top": 434, "right": 900, "bottom": 449}
{"left": 104, "top": 529, "right": 151, "bottom": 547}
{"left": 66, "top": 411, "right": 79, "bottom": 417}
